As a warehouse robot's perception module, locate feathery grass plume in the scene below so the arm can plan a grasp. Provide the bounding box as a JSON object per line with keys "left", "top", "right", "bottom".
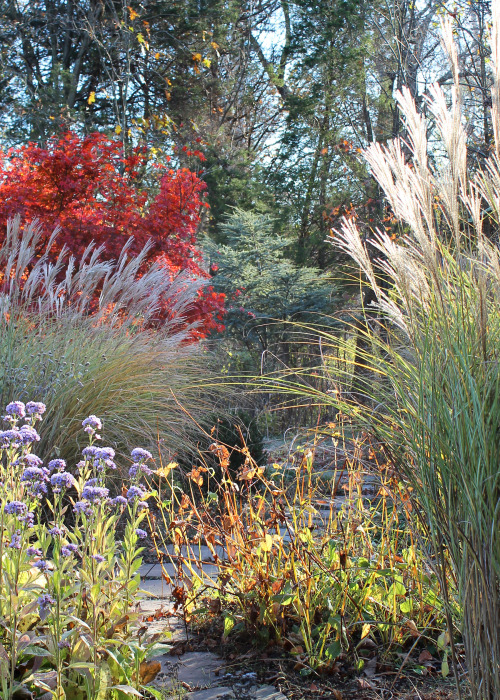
{"left": 329, "top": 15, "right": 500, "bottom": 699}
{"left": 255, "top": 11, "right": 500, "bottom": 700}
{"left": 0, "top": 217, "right": 223, "bottom": 472}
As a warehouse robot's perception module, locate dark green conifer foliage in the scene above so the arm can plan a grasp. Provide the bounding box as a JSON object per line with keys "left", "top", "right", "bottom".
{"left": 206, "top": 208, "right": 338, "bottom": 364}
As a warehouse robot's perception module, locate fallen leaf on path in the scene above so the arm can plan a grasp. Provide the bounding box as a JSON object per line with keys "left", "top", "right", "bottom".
{"left": 139, "top": 661, "right": 161, "bottom": 684}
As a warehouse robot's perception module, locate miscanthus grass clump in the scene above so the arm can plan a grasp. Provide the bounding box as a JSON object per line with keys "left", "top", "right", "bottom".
{"left": 0, "top": 400, "right": 169, "bottom": 700}
{"left": 0, "top": 217, "right": 222, "bottom": 469}
{"left": 261, "top": 9, "right": 500, "bottom": 699}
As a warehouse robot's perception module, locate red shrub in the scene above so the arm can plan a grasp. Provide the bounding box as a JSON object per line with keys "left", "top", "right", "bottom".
{"left": 0, "top": 131, "right": 225, "bottom": 337}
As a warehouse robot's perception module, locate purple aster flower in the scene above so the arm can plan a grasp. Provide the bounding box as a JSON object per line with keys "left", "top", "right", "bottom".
{"left": 34, "top": 560, "right": 49, "bottom": 571}
{"left": 0, "top": 430, "right": 23, "bottom": 447}
{"left": 135, "top": 528, "right": 147, "bottom": 539}
{"left": 5, "top": 401, "right": 25, "bottom": 418}
{"left": 93, "top": 447, "right": 117, "bottom": 471}
{"left": 22, "top": 454, "right": 44, "bottom": 468}
{"left": 18, "top": 425, "right": 40, "bottom": 444}
{"left": 84, "top": 478, "right": 98, "bottom": 487}
{"left": 61, "top": 544, "right": 79, "bottom": 557}
{"left": 82, "top": 485, "right": 109, "bottom": 502}
{"left": 58, "top": 640, "right": 70, "bottom": 649}
{"left": 73, "top": 501, "right": 93, "bottom": 516}
{"left": 91, "top": 554, "right": 105, "bottom": 563}
{"left": 49, "top": 526, "right": 64, "bottom": 537}
{"left": 129, "top": 462, "right": 154, "bottom": 477}
{"left": 82, "top": 415, "right": 102, "bottom": 431}
{"left": 37, "top": 592, "right": 55, "bottom": 621}
{"left": 50, "top": 472, "right": 75, "bottom": 493}
{"left": 21, "top": 466, "right": 47, "bottom": 483}
{"left": 109, "top": 496, "right": 128, "bottom": 508}
{"left": 126, "top": 485, "right": 146, "bottom": 501}
{"left": 82, "top": 445, "right": 100, "bottom": 460}
{"left": 30, "top": 482, "right": 48, "bottom": 498}
{"left": 48, "top": 459, "right": 66, "bottom": 472}
{"left": 137, "top": 501, "right": 149, "bottom": 511}
{"left": 75, "top": 460, "right": 85, "bottom": 474}
{"left": 9, "top": 533, "right": 22, "bottom": 549}
{"left": 27, "top": 546, "right": 42, "bottom": 557}
{"left": 38, "top": 593, "right": 55, "bottom": 610}
{"left": 96, "top": 447, "right": 115, "bottom": 460}
{"left": 19, "top": 512, "right": 35, "bottom": 527}
{"left": 26, "top": 402, "right": 46, "bottom": 416}
{"left": 131, "top": 448, "right": 153, "bottom": 463}
{"left": 4, "top": 501, "right": 27, "bottom": 516}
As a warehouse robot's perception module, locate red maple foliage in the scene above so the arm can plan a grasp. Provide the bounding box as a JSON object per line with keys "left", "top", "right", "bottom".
{"left": 0, "top": 131, "right": 225, "bottom": 337}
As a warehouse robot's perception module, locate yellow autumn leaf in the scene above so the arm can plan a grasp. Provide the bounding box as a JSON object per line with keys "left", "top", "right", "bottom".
{"left": 87, "top": 91, "right": 96, "bottom": 105}
{"left": 137, "top": 32, "right": 145, "bottom": 44}
{"left": 157, "top": 462, "right": 178, "bottom": 478}
{"left": 192, "top": 53, "right": 202, "bottom": 62}
{"left": 211, "top": 41, "right": 220, "bottom": 50}
{"left": 202, "top": 58, "right": 211, "bottom": 68}
{"left": 154, "top": 52, "right": 161, "bottom": 59}
{"left": 115, "top": 124, "right": 122, "bottom": 135}
{"left": 261, "top": 534, "right": 273, "bottom": 553}
{"left": 128, "top": 6, "right": 138, "bottom": 20}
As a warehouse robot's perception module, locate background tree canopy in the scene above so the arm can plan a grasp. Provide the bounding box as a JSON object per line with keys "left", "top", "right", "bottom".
{"left": 0, "top": 0, "right": 495, "bottom": 359}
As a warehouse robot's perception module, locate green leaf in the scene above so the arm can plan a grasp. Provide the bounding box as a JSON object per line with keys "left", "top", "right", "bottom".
{"left": 441, "top": 656, "right": 449, "bottom": 678}
{"left": 223, "top": 614, "right": 235, "bottom": 638}
{"left": 325, "top": 640, "right": 341, "bottom": 660}
{"left": 388, "top": 581, "right": 406, "bottom": 597}
{"left": 111, "top": 685, "right": 143, "bottom": 696}
{"left": 437, "top": 631, "right": 450, "bottom": 650}
{"left": 272, "top": 593, "right": 293, "bottom": 606}
{"left": 145, "top": 644, "right": 171, "bottom": 660}
{"left": 20, "top": 646, "right": 53, "bottom": 657}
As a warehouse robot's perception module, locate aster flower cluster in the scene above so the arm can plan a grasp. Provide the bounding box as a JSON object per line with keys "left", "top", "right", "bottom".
{"left": 50, "top": 471, "right": 76, "bottom": 493}
{"left": 82, "top": 484, "right": 109, "bottom": 502}
{"left": 1, "top": 400, "right": 153, "bottom": 664}
{"left": 1, "top": 401, "right": 45, "bottom": 473}
{"left": 2, "top": 400, "right": 45, "bottom": 427}
{"left": 81, "top": 414, "right": 102, "bottom": 438}
{"left": 82, "top": 445, "right": 117, "bottom": 472}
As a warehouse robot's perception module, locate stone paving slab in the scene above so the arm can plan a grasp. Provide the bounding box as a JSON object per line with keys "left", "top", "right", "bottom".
{"left": 157, "top": 651, "right": 223, "bottom": 687}
{"left": 186, "top": 685, "right": 288, "bottom": 699}
{"left": 254, "top": 687, "right": 288, "bottom": 699}
{"left": 139, "top": 562, "right": 219, "bottom": 597}
{"left": 186, "top": 687, "right": 233, "bottom": 699}
{"left": 142, "top": 559, "right": 289, "bottom": 699}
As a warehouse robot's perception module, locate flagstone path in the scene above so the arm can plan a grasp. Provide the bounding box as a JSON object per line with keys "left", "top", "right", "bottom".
{"left": 140, "top": 563, "right": 288, "bottom": 700}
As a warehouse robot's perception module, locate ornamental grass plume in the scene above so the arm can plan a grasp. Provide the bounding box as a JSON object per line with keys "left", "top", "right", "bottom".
{"left": 323, "top": 14, "right": 500, "bottom": 700}
{"left": 0, "top": 217, "right": 224, "bottom": 468}
{"left": 258, "top": 9, "right": 500, "bottom": 699}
